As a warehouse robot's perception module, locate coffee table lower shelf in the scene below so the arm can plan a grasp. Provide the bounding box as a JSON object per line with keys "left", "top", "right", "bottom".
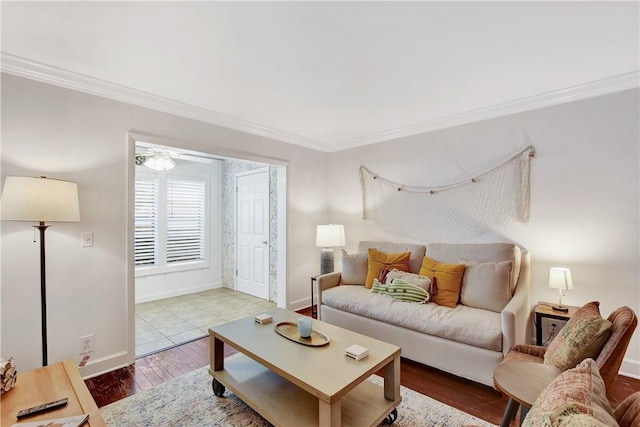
{"left": 209, "top": 354, "right": 400, "bottom": 427}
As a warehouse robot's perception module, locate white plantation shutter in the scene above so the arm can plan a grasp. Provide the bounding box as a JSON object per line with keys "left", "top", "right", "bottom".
{"left": 166, "top": 177, "right": 206, "bottom": 264}
{"left": 135, "top": 176, "right": 159, "bottom": 266}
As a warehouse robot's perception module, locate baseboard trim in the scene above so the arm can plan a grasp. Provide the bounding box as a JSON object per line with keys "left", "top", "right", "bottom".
{"left": 135, "top": 283, "right": 222, "bottom": 304}
{"left": 78, "top": 351, "right": 130, "bottom": 380}
{"left": 620, "top": 358, "right": 640, "bottom": 380}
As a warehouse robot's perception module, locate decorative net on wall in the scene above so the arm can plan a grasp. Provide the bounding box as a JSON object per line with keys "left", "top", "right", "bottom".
{"left": 361, "top": 146, "right": 535, "bottom": 241}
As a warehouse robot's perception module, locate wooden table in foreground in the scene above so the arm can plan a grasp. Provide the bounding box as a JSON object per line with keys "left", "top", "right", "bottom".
{"left": 209, "top": 308, "right": 401, "bottom": 427}
{"left": 493, "top": 361, "right": 562, "bottom": 427}
{"left": 0, "top": 358, "right": 105, "bottom": 426}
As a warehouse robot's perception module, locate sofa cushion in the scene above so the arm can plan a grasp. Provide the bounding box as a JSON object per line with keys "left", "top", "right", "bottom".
{"left": 365, "top": 248, "right": 411, "bottom": 289}
{"left": 419, "top": 257, "right": 465, "bottom": 308}
{"left": 384, "top": 269, "right": 431, "bottom": 291}
{"left": 321, "top": 285, "right": 502, "bottom": 351}
{"left": 340, "top": 249, "right": 368, "bottom": 285}
{"left": 544, "top": 301, "right": 612, "bottom": 371}
{"left": 460, "top": 259, "right": 513, "bottom": 313}
{"left": 371, "top": 278, "right": 430, "bottom": 303}
{"left": 522, "top": 358, "right": 617, "bottom": 427}
{"left": 358, "top": 241, "right": 426, "bottom": 274}
{"left": 427, "top": 243, "right": 521, "bottom": 294}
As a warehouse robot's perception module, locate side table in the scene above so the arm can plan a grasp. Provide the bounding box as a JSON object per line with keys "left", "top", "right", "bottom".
{"left": 534, "top": 302, "right": 579, "bottom": 345}
{"left": 0, "top": 359, "right": 105, "bottom": 426}
{"left": 493, "top": 361, "right": 562, "bottom": 427}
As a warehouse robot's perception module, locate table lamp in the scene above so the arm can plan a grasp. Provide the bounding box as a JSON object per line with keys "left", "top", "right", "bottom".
{"left": 316, "top": 224, "right": 345, "bottom": 275}
{"left": 1, "top": 176, "right": 80, "bottom": 366}
{"left": 549, "top": 267, "right": 573, "bottom": 312}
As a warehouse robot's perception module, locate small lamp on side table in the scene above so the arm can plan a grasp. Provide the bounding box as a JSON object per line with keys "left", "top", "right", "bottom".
{"left": 549, "top": 267, "right": 573, "bottom": 312}
{"left": 315, "top": 224, "right": 345, "bottom": 275}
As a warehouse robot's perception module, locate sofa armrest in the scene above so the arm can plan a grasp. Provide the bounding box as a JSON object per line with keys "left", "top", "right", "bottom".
{"left": 315, "top": 272, "right": 341, "bottom": 320}
{"left": 501, "top": 251, "right": 531, "bottom": 357}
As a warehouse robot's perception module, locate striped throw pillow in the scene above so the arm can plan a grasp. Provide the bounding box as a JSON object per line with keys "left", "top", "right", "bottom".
{"left": 371, "top": 279, "right": 430, "bottom": 303}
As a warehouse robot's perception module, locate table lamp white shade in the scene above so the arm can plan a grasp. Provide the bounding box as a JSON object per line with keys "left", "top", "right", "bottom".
{"left": 316, "top": 224, "right": 346, "bottom": 248}
{"left": 316, "top": 224, "right": 345, "bottom": 275}
{"left": 549, "top": 267, "right": 573, "bottom": 311}
{"left": 2, "top": 176, "right": 80, "bottom": 222}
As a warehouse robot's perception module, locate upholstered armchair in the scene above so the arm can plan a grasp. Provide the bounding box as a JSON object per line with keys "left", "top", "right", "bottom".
{"left": 497, "top": 304, "right": 637, "bottom": 407}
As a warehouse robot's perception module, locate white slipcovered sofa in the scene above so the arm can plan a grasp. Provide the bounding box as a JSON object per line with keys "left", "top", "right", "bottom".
{"left": 316, "top": 241, "right": 530, "bottom": 386}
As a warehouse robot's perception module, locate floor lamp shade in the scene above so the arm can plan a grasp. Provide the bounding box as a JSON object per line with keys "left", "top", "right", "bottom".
{"left": 1, "top": 176, "right": 80, "bottom": 222}
{"left": 1, "top": 176, "right": 80, "bottom": 367}
{"left": 316, "top": 224, "right": 345, "bottom": 275}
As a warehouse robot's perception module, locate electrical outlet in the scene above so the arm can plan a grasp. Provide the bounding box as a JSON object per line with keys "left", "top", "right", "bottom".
{"left": 542, "top": 318, "right": 567, "bottom": 335}
{"left": 80, "top": 334, "right": 94, "bottom": 354}
{"left": 81, "top": 232, "right": 94, "bottom": 247}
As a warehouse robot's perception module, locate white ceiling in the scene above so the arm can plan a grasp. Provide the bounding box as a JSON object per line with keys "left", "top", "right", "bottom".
{"left": 1, "top": 2, "right": 638, "bottom": 152}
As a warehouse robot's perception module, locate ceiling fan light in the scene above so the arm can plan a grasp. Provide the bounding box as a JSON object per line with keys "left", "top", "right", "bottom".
{"left": 144, "top": 153, "right": 176, "bottom": 171}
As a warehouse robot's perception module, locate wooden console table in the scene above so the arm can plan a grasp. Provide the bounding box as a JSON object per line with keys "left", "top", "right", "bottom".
{"left": 0, "top": 359, "right": 105, "bottom": 426}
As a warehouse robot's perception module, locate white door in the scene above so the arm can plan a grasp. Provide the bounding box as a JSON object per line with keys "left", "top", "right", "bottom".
{"left": 236, "top": 168, "right": 270, "bottom": 299}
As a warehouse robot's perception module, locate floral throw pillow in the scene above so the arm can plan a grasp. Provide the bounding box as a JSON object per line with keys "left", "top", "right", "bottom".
{"left": 543, "top": 301, "right": 612, "bottom": 371}
{"left": 523, "top": 358, "right": 617, "bottom": 427}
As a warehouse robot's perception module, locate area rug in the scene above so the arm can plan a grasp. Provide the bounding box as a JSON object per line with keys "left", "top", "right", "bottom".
{"left": 101, "top": 364, "right": 496, "bottom": 426}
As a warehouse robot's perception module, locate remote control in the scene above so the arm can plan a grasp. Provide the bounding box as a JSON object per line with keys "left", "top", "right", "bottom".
{"left": 16, "top": 397, "right": 68, "bottom": 418}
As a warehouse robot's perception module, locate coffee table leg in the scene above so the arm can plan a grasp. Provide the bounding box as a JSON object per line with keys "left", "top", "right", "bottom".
{"left": 211, "top": 335, "right": 224, "bottom": 371}
{"left": 319, "top": 399, "right": 341, "bottom": 426}
{"left": 383, "top": 355, "right": 401, "bottom": 401}
{"left": 500, "top": 398, "right": 520, "bottom": 427}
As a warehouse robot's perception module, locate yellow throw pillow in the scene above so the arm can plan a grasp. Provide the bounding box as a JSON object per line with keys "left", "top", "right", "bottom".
{"left": 418, "top": 257, "right": 465, "bottom": 308}
{"left": 365, "top": 248, "right": 411, "bottom": 289}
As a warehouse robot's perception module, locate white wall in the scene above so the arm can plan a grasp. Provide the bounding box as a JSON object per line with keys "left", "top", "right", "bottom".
{"left": 327, "top": 89, "right": 640, "bottom": 378}
{"left": 134, "top": 158, "right": 223, "bottom": 303}
{"left": 3, "top": 73, "right": 637, "bottom": 379}
{"left": 0, "top": 74, "right": 328, "bottom": 376}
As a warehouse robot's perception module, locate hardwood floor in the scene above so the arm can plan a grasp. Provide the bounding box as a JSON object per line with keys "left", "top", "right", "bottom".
{"left": 85, "top": 308, "right": 640, "bottom": 426}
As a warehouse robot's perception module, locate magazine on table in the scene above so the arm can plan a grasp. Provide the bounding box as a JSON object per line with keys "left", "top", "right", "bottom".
{"left": 12, "top": 414, "right": 89, "bottom": 427}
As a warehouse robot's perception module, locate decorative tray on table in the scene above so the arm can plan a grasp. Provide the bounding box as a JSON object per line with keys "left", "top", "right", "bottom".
{"left": 274, "top": 322, "right": 330, "bottom": 347}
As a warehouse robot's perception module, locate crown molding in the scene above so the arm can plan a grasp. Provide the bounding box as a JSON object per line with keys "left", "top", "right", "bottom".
{"left": 332, "top": 71, "right": 640, "bottom": 152}
{"left": 2, "top": 53, "right": 638, "bottom": 153}
{"left": 0, "top": 53, "right": 328, "bottom": 152}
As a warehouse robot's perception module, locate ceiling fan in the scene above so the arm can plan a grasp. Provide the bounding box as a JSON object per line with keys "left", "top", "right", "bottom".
{"left": 135, "top": 148, "right": 213, "bottom": 171}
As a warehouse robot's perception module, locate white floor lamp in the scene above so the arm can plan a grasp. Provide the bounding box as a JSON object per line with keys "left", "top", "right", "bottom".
{"left": 316, "top": 224, "right": 346, "bottom": 275}
{"left": 1, "top": 176, "right": 80, "bottom": 366}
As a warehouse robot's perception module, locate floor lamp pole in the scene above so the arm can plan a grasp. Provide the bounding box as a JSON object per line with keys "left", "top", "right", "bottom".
{"left": 35, "top": 222, "right": 50, "bottom": 367}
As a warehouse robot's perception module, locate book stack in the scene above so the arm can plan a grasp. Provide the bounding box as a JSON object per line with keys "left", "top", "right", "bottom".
{"left": 345, "top": 344, "right": 369, "bottom": 361}
{"left": 1, "top": 357, "right": 16, "bottom": 394}
{"left": 12, "top": 414, "right": 89, "bottom": 427}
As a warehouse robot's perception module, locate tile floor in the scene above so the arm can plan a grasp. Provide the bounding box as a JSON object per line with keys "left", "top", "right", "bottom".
{"left": 135, "top": 287, "right": 276, "bottom": 357}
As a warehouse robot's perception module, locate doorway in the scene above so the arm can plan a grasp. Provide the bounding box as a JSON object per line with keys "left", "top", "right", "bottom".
{"left": 128, "top": 133, "right": 287, "bottom": 360}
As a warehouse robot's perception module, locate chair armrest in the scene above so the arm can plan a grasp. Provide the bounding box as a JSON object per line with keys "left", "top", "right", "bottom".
{"left": 509, "top": 344, "right": 547, "bottom": 359}
{"left": 315, "top": 272, "right": 341, "bottom": 320}
{"left": 501, "top": 260, "right": 531, "bottom": 357}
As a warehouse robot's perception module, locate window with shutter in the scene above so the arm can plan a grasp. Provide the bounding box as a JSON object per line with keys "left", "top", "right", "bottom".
{"left": 134, "top": 176, "right": 159, "bottom": 266}
{"left": 134, "top": 170, "right": 209, "bottom": 274}
{"left": 166, "top": 177, "right": 206, "bottom": 264}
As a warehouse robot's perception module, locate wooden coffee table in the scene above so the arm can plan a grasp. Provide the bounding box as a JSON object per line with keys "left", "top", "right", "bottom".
{"left": 209, "top": 308, "right": 401, "bottom": 426}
